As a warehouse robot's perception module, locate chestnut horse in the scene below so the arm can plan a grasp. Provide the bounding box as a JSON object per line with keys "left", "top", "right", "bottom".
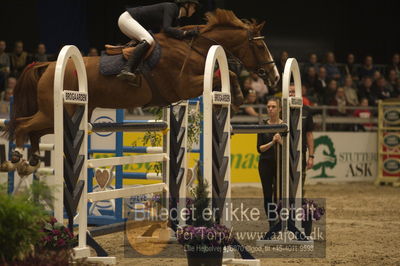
{"left": 2, "top": 9, "right": 279, "bottom": 175}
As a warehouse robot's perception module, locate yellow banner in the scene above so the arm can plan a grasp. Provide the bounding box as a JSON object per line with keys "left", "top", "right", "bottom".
{"left": 230, "top": 134, "right": 260, "bottom": 183}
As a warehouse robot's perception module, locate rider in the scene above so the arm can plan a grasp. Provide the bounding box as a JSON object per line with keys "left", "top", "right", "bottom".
{"left": 117, "top": 0, "right": 200, "bottom": 82}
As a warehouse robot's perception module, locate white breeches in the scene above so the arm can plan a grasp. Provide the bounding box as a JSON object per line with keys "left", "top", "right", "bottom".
{"left": 118, "top": 11, "right": 154, "bottom": 45}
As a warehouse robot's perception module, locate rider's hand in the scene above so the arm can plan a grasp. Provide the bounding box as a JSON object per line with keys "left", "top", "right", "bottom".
{"left": 184, "top": 29, "right": 199, "bottom": 38}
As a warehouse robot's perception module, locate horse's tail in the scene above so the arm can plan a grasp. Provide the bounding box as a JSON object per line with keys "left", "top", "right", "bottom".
{"left": 5, "top": 62, "right": 51, "bottom": 141}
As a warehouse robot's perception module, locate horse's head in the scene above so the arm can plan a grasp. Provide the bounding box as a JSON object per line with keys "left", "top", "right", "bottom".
{"left": 201, "top": 9, "right": 280, "bottom": 88}
{"left": 242, "top": 21, "right": 280, "bottom": 88}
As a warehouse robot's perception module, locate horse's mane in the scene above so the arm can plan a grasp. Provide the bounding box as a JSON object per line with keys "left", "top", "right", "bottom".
{"left": 202, "top": 9, "right": 252, "bottom": 33}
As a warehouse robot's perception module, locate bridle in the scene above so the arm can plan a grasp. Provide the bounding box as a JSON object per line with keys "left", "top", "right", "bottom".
{"left": 247, "top": 31, "right": 276, "bottom": 80}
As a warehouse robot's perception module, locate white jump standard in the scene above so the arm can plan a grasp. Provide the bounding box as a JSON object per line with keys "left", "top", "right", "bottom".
{"left": 256, "top": 58, "right": 313, "bottom": 246}
{"left": 53, "top": 45, "right": 190, "bottom": 264}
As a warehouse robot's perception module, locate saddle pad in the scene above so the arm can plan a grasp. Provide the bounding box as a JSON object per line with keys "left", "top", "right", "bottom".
{"left": 99, "top": 52, "right": 125, "bottom": 75}
{"left": 99, "top": 42, "right": 162, "bottom": 76}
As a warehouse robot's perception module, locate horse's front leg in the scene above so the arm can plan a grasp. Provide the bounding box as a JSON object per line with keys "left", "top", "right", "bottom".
{"left": 0, "top": 149, "right": 24, "bottom": 173}
{"left": 16, "top": 132, "right": 43, "bottom": 177}
{"left": 228, "top": 70, "right": 244, "bottom": 107}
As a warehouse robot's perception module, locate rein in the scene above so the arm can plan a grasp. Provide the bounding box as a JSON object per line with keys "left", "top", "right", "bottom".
{"left": 180, "top": 31, "right": 276, "bottom": 81}
{"left": 183, "top": 34, "right": 244, "bottom": 68}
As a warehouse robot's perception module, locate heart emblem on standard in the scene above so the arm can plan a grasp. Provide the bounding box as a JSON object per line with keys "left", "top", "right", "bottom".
{"left": 95, "top": 168, "right": 111, "bottom": 189}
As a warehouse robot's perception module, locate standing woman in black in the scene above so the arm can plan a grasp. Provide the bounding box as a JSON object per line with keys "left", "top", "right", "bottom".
{"left": 257, "top": 97, "right": 283, "bottom": 229}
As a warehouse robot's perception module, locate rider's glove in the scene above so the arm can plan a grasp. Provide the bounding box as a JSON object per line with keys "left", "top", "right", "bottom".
{"left": 184, "top": 29, "right": 199, "bottom": 38}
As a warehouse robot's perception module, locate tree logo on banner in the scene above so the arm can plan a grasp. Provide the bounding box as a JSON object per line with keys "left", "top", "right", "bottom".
{"left": 311, "top": 135, "right": 337, "bottom": 178}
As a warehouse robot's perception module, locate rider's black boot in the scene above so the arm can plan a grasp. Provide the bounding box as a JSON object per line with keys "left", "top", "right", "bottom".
{"left": 117, "top": 40, "right": 150, "bottom": 83}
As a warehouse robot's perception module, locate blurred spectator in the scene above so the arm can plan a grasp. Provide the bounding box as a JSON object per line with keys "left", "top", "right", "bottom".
{"left": 276, "top": 50, "right": 288, "bottom": 75}
{"left": 387, "top": 69, "right": 398, "bottom": 91}
{"left": 5, "top": 76, "right": 17, "bottom": 90}
{"left": 302, "top": 66, "right": 319, "bottom": 97}
{"left": 32, "top": 43, "right": 49, "bottom": 62}
{"left": 241, "top": 75, "right": 252, "bottom": 97}
{"left": 0, "top": 76, "right": 15, "bottom": 116}
{"left": 342, "top": 53, "right": 359, "bottom": 82}
{"left": 88, "top": 47, "right": 99, "bottom": 57}
{"left": 342, "top": 75, "right": 359, "bottom": 106}
{"left": 324, "top": 79, "right": 339, "bottom": 105}
{"left": 323, "top": 51, "right": 341, "bottom": 81}
{"left": 241, "top": 88, "right": 259, "bottom": 117}
{"left": 357, "top": 55, "right": 376, "bottom": 80}
{"left": 393, "top": 79, "right": 400, "bottom": 98}
{"left": 1, "top": 88, "right": 13, "bottom": 102}
{"left": 0, "top": 40, "right": 10, "bottom": 91}
{"left": 10, "top": 41, "right": 29, "bottom": 78}
{"left": 330, "top": 87, "right": 347, "bottom": 115}
{"left": 1, "top": 76, "right": 16, "bottom": 101}
{"left": 250, "top": 71, "right": 268, "bottom": 103}
{"left": 302, "top": 53, "right": 320, "bottom": 75}
{"left": 329, "top": 87, "right": 348, "bottom": 131}
{"left": 353, "top": 98, "right": 373, "bottom": 131}
{"left": 386, "top": 53, "right": 399, "bottom": 78}
{"left": 373, "top": 77, "right": 391, "bottom": 101}
{"left": 358, "top": 76, "right": 377, "bottom": 106}
{"left": 372, "top": 70, "right": 382, "bottom": 83}
{"left": 302, "top": 84, "right": 313, "bottom": 106}
{"left": 315, "top": 66, "right": 328, "bottom": 104}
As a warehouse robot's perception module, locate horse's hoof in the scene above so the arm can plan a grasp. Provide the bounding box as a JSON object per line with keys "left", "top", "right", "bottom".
{"left": 10, "top": 150, "right": 23, "bottom": 164}
{"left": 0, "top": 161, "right": 18, "bottom": 172}
{"left": 29, "top": 154, "right": 41, "bottom": 167}
{"left": 17, "top": 160, "right": 40, "bottom": 176}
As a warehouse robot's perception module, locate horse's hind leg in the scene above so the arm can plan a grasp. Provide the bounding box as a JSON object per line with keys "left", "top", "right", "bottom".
{"left": 0, "top": 115, "right": 31, "bottom": 172}
{"left": 28, "top": 132, "right": 41, "bottom": 166}
{"left": 13, "top": 111, "right": 52, "bottom": 176}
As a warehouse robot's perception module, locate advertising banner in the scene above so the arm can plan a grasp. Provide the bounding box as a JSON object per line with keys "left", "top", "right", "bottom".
{"left": 306, "top": 132, "right": 377, "bottom": 183}
{"left": 231, "top": 132, "right": 378, "bottom": 184}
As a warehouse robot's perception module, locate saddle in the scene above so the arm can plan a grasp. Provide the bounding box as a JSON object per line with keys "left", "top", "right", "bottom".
{"left": 99, "top": 39, "right": 162, "bottom": 93}
{"left": 104, "top": 41, "right": 155, "bottom": 60}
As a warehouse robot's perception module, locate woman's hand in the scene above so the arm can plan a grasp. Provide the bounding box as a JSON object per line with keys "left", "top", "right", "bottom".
{"left": 272, "top": 133, "right": 282, "bottom": 144}
{"left": 307, "top": 157, "right": 314, "bottom": 169}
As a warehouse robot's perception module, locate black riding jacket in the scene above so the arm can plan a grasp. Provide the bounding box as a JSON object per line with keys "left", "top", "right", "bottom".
{"left": 127, "top": 2, "right": 186, "bottom": 39}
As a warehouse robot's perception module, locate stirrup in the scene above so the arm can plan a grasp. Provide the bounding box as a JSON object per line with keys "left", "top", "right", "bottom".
{"left": 117, "top": 70, "right": 137, "bottom": 82}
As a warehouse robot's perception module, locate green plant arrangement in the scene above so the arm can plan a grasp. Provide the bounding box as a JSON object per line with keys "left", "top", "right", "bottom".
{"left": 176, "top": 165, "right": 233, "bottom": 266}
{"left": 0, "top": 181, "right": 79, "bottom": 265}
{"left": 0, "top": 182, "right": 48, "bottom": 262}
